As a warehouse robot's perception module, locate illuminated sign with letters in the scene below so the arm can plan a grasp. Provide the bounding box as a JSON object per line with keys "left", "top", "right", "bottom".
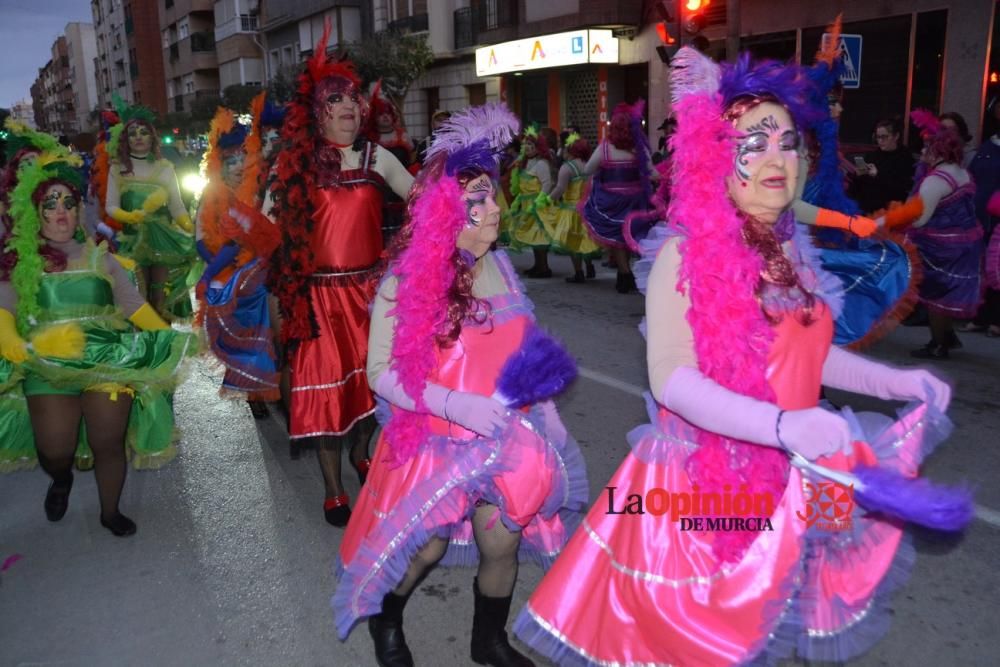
{"left": 476, "top": 29, "right": 619, "bottom": 77}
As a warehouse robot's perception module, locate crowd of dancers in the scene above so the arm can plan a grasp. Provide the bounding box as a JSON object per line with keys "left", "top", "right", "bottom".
{"left": 1, "top": 16, "right": 994, "bottom": 667}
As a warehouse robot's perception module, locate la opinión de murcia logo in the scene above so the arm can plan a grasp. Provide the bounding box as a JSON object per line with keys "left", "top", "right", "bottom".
{"left": 795, "top": 480, "right": 855, "bottom": 531}
{"left": 606, "top": 479, "right": 856, "bottom": 533}
{"left": 605, "top": 485, "right": 777, "bottom": 532}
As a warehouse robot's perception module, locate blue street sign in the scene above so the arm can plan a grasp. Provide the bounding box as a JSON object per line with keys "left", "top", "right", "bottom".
{"left": 838, "top": 34, "right": 863, "bottom": 89}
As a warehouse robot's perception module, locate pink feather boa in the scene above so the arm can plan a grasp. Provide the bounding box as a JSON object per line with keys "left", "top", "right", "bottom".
{"left": 383, "top": 175, "right": 469, "bottom": 466}
{"left": 668, "top": 93, "right": 790, "bottom": 564}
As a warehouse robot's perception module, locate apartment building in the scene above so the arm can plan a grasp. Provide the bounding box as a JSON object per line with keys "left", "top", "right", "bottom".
{"left": 259, "top": 0, "right": 367, "bottom": 84}
{"left": 215, "top": 0, "right": 265, "bottom": 90}
{"left": 161, "top": 0, "right": 221, "bottom": 113}
{"left": 64, "top": 22, "right": 99, "bottom": 132}
{"left": 91, "top": 0, "right": 134, "bottom": 110}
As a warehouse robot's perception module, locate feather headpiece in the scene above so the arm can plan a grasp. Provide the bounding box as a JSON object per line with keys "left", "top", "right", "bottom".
{"left": 720, "top": 52, "right": 819, "bottom": 130}
{"left": 3, "top": 119, "right": 66, "bottom": 162}
{"left": 111, "top": 92, "right": 157, "bottom": 126}
{"left": 425, "top": 102, "right": 520, "bottom": 176}
{"left": 911, "top": 108, "right": 942, "bottom": 140}
{"left": 7, "top": 154, "right": 84, "bottom": 333}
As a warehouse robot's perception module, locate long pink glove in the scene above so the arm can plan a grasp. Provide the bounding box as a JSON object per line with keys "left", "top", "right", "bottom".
{"left": 662, "top": 366, "right": 851, "bottom": 461}
{"left": 375, "top": 370, "right": 509, "bottom": 438}
{"left": 822, "top": 346, "right": 951, "bottom": 413}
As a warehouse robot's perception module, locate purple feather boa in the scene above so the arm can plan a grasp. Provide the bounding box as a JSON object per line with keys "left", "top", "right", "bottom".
{"left": 495, "top": 326, "right": 577, "bottom": 408}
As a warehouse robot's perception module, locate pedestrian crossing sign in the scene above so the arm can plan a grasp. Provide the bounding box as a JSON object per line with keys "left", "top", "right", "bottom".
{"left": 821, "top": 33, "right": 863, "bottom": 89}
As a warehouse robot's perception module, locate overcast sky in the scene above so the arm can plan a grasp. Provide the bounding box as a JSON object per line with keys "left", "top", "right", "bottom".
{"left": 0, "top": 0, "right": 94, "bottom": 108}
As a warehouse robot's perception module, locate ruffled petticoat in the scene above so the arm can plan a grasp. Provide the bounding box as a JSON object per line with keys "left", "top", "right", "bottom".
{"left": 513, "top": 395, "right": 951, "bottom": 666}
{"left": 332, "top": 403, "right": 588, "bottom": 639}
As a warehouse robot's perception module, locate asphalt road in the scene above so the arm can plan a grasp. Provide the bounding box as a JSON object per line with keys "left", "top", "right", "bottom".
{"left": 1, "top": 250, "right": 998, "bottom": 666}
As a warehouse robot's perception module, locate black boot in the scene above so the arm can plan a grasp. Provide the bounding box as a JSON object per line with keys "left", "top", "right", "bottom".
{"left": 470, "top": 579, "right": 534, "bottom": 666}
{"left": 368, "top": 591, "right": 414, "bottom": 667}
{"left": 44, "top": 473, "right": 73, "bottom": 522}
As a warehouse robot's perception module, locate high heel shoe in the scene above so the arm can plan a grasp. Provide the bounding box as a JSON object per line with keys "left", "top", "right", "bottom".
{"left": 324, "top": 494, "right": 351, "bottom": 527}
{"left": 352, "top": 457, "right": 372, "bottom": 485}
{"left": 100, "top": 512, "right": 137, "bottom": 537}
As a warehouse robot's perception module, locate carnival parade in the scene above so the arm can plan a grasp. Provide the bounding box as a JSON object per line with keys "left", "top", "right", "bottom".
{"left": 1, "top": 1, "right": 999, "bottom": 665}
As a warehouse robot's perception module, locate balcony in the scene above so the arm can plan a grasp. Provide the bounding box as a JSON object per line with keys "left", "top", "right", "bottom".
{"left": 475, "top": 0, "right": 517, "bottom": 32}
{"left": 191, "top": 30, "right": 216, "bottom": 52}
{"left": 388, "top": 13, "right": 428, "bottom": 34}
{"left": 215, "top": 14, "right": 259, "bottom": 42}
{"left": 454, "top": 7, "right": 475, "bottom": 50}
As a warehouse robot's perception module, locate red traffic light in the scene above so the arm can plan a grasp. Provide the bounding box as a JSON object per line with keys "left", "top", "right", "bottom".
{"left": 172, "top": 127, "right": 180, "bottom": 134}
{"left": 685, "top": 0, "right": 709, "bottom": 10}
{"left": 656, "top": 22, "right": 677, "bottom": 45}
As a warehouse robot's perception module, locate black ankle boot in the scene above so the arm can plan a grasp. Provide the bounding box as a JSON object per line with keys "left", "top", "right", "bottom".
{"left": 470, "top": 579, "right": 534, "bottom": 666}
{"left": 369, "top": 592, "right": 414, "bottom": 667}
{"left": 44, "top": 474, "right": 73, "bottom": 522}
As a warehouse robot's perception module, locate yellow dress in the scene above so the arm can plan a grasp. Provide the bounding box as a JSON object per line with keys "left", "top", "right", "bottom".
{"left": 509, "top": 169, "right": 554, "bottom": 251}
{"left": 550, "top": 163, "right": 601, "bottom": 258}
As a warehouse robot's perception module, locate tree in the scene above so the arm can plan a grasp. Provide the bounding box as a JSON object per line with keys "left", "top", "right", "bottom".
{"left": 267, "top": 64, "right": 303, "bottom": 104}
{"left": 348, "top": 29, "right": 434, "bottom": 105}
{"left": 222, "top": 84, "right": 264, "bottom": 113}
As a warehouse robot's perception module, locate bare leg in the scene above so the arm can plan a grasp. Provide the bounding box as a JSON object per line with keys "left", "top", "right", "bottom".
{"left": 82, "top": 391, "right": 135, "bottom": 535}
{"left": 28, "top": 394, "right": 82, "bottom": 521}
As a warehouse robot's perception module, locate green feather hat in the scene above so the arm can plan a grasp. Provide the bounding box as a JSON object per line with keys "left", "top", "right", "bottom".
{"left": 3, "top": 119, "right": 68, "bottom": 162}
{"left": 107, "top": 92, "right": 159, "bottom": 160}
{"left": 6, "top": 153, "right": 84, "bottom": 333}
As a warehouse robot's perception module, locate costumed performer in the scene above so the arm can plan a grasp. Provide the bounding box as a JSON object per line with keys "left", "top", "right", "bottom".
{"left": 548, "top": 132, "right": 600, "bottom": 283}
{"left": 0, "top": 154, "right": 196, "bottom": 536}
{"left": 195, "top": 105, "right": 281, "bottom": 419}
{"left": 513, "top": 48, "right": 956, "bottom": 667}
{"left": 1, "top": 119, "right": 69, "bottom": 230}
{"left": 265, "top": 24, "right": 413, "bottom": 525}
{"left": 104, "top": 95, "right": 196, "bottom": 320}
{"left": 965, "top": 119, "right": 1000, "bottom": 337}
{"left": 507, "top": 126, "right": 556, "bottom": 278}
{"left": 334, "top": 102, "right": 587, "bottom": 667}
{"left": 904, "top": 110, "right": 984, "bottom": 359}
{"left": 89, "top": 109, "right": 123, "bottom": 248}
{"left": 581, "top": 100, "right": 659, "bottom": 294}
{"left": 792, "top": 17, "right": 921, "bottom": 348}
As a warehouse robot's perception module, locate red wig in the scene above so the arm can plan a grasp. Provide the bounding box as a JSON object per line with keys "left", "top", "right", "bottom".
{"left": 268, "top": 20, "right": 371, "bottom": 345}
{"left": 565, "top": 136, "right": 591, "bottom": 161}
{"left": 925, "top": 127, "right": 966, "bottom": 166}
{"left": 608, "top": 104, "right": 635, "bottom": 150}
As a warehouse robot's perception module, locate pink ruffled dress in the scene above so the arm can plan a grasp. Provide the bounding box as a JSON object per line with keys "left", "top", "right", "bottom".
{"left": 514, "top": 237, "right": 950, "bottom": 666}
{"left": 333, "top": 252, "right": 588, "bottom": 639}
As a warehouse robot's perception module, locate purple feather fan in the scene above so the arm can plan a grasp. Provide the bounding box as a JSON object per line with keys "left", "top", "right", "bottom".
{"left": 852, "top": 465, "right": 974, "bottom": 532}
{"left": 495, "top": 326, "right": 578, "bottom": 408}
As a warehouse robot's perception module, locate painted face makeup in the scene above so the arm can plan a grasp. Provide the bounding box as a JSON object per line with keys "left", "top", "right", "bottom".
{"left": 222, "top": 150, "right": 246, "bottom": 187}
{"left": 39, "top": 184, "right": 79, "bottom": 243}
{"left": 727, "top": 102, "right": 800, "bottom": 223}
{"left": 462, "top": 175, "right": 499, "bottom": 227}
{"left": 128, "top": 123, "right": 153, "bottom": 154}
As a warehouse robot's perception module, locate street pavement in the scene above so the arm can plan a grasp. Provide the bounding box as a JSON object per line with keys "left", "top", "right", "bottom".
{"left": 1, "top": 250, "right": 998, "bottom": 666}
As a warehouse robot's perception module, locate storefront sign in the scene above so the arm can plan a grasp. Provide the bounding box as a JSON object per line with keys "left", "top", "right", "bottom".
{"left": 597, "top": 67, "right": 609, "bottom": 142}
{"left": 476, "top": 29, "right": 619, "bottom": 77}
{"left": 821, "top": 32, "right": 863, "bottom": 89}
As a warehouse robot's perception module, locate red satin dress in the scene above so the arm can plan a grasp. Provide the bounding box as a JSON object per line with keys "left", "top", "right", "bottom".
{"left": 290, "top": 144, "right": 385, "bottom": 439}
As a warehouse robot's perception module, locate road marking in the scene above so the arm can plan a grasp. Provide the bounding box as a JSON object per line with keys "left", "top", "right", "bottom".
{"left": 578, "top": 365, "right": 1000, "bottom": 529}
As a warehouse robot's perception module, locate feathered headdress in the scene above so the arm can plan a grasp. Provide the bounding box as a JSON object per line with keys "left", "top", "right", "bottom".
{"left": 664, "top": 47, "right": 812, "bottom": 563}
{"left": 911, "top": 108, "right": 942, "bottom": 140}
{"left": 383, "top": 102, "right": 519, "bottom": 466}
{"left": 3, "top": 119, "right": 67, "bottom": 162}
{"left": 259, "top": 98, "right": 286, "bottom": 129}
{"left": 6, "top": 154, "right": 84, "bottom": 334}
{"left": 107, "top": 92, "right": 159, "bottom": 159}
{"left": 800, "top": 15, "right": 861, "bottom": 214}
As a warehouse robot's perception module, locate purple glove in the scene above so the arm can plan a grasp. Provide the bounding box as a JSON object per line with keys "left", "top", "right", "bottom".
{"left": 822, "top": 347, "right": 951, "bottom": 413}
{"left": 375, "top": 370, "right": 509, "bottom": 438}
{"left": 662, "top": 366, "right": 850, "bottom": 461}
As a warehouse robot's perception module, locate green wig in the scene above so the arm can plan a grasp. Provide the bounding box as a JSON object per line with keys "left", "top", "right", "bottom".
{"left": 7, "top": 154, "right": 84, "bottom": 334}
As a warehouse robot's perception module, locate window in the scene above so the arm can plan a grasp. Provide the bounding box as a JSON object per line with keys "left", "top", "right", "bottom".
{"left": 467, "top": 83, "right": 486, "bottom": 106}
{"left": 282, "top": 45, "right": 293, "bottom": 65}
{"left": 165, "top": 0, "right": 173, "bottom": 8}
{"left": 183, "top": 74, "right": 194, "bottom": 93}
{"left": 269, "top": 49, "right": 280, "bottom": 72}
{"left": 179, "top": 17, "right": 190, "bottom": 40}
{"left": 162, "top": 30, "right": 170, "bottom": 48}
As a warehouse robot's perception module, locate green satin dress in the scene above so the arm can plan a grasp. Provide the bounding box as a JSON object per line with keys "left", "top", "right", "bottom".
{"left": 115, "top": 159, "right": 197, "bottom": 319}
{"left": 0, "top": 241, "right": 196, "bottom": 472}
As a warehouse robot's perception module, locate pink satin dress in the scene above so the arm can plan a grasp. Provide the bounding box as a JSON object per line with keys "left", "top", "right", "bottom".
{"left": 333, "top": 252, "right": 588, "bottom": 640}
{"left": 289, "top": 144, "right": 384, "bottom": 440}
{"left": 515, "top": 303, "right": 937, "bottom": 666}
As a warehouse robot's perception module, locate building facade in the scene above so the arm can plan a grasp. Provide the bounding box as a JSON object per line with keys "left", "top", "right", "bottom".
{"left": 91, "top": 0, "right": 134, "bottom": 112}
{"left": 126, "top": 0, "right": 169, "bottom": 115}
{"left": 30, "top": 37, "right": 79, "bottom": 136}
{"left": 259, "top": 0, "right": 368, "bottom": 85}
{"left": 161, "top": 0, "right": 221, "bottom": 113}
{"left": 64, "top": 22, "right": 99, "bottom": 132}
{"left": 215, "top": 0, "right": 265, "bottom": 90}
{"left": 10, "top": 99, "right": 37, "bottom": 130}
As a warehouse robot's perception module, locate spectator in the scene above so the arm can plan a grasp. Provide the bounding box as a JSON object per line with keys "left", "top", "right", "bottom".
{"left": 940, "top": 111, "right": 977, "bottom": 167}
{"left": 849, "top": 117, "right": 915, "bottom": 213}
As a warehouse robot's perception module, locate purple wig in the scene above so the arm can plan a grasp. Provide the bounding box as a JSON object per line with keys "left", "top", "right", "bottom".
{"left": 719, "top": 53, "right": 821, "bottom": 131}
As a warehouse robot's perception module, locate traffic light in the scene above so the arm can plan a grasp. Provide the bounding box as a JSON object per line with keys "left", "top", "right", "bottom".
{"left": 654, "top": 1, "right": 681, "bottom": 64}
{"left": 683, "top": 0, "right": 709, "bottom": 35}
{"left": 163, "top": 135, "right": 174, "bottom": 145}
